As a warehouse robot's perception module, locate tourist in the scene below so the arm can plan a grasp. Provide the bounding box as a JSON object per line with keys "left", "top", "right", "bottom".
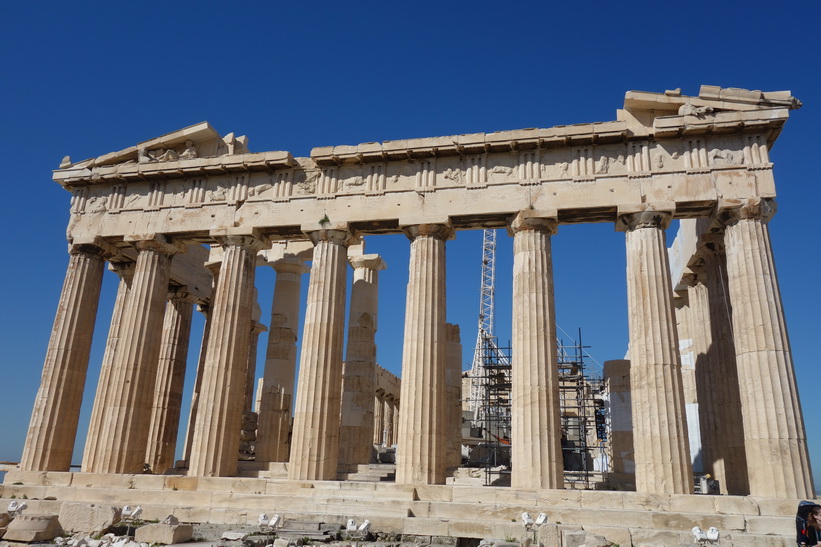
{"left": 799, "top": 505, "right": 821, "bottom": 545}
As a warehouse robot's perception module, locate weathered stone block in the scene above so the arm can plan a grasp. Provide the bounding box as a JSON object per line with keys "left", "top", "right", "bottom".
{"left": 58, "top": 502, "right": 120, "bottom": 535}
{"left": 4, "top": 514, "right": 63, "bottom": 542}
{"left": 134, "top": 522, "right": 193, "bottom": 544}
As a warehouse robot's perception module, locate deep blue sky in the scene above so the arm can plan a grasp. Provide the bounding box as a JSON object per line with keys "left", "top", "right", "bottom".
{"left": 2, "top": 1, "right": 820, "bottom": 486}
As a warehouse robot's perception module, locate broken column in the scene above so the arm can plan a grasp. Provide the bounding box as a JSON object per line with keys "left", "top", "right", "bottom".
{"left": 339, "top": 252, "right": 386, "bottom": 469}
{"left": 256, "top": 255, "right": 308, "bottom": 462}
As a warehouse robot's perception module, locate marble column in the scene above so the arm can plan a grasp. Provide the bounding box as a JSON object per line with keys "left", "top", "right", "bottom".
{"left": 339, "top": 253, "right": 386, "bottom": 469}
{"left": 188, "top": 229, "right": 267, "bottom": 477}
{"left": 373, "top": 392, "right": 385, "bottom": 445}
{"left": 288, "top": 227, "right": 353, "bottom": 480}
{"left": 145, "top": 288, "right": 195, "bottom": 473}
{"left": 21, "top": 243, "right": 106, "bottom": 472}
{"left": 395, "top": 222, "right": 452, "bottom": 485}
{"left": 445, "top": 323, "right": 463, "bottom": 471}
{"left": 383, "top": 396, "right": 395, "bottom": 446}
{"left": 617, "top": 207, "right": 693, "bottom": 494}
{"left": 182, "top": 303, "right": 211, "bottom": 464}
{"left": 508, "top": 211, "right": 564, "bottom": 490}
{"left": 88, "top": 235, "right": 182, "bottom": 474}
{"left": 256, "top": 257, "right": 308, "bottom": 462}
{"left": 702, "top": 238, "right": 749, "bottom": 494}
{"left": 82, "top": 262, "right": 134, "bottom": 472}
{"left": 720, "top": 199, "right": 813, "bottom": 498}
{"left": 392, "top": 398, "right": 400, "bottom": 447}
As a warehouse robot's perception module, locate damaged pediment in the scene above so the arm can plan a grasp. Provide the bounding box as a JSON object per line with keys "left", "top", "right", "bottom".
{"left": 60, "top": 122, "right": 251, "bottom": 170}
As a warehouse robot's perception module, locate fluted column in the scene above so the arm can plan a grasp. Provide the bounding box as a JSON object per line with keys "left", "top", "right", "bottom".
{"left": 373, "top": 391, "right": 385, "bottom": 445}
{"left": 391, "top": 397, "right": 400, "bottom": 446}
{"left": 90, "top": 235, "right": 183, "bottom": 474}
{"left": 288, "top": 226, "right": 353, "bottom": 480}
{"left": 188, "top": 229, "right": 268, "bottom": 477}
{"left": 617, "top": 206, "right": 693, "bottom": 494}
{"left": 145, "top": 288, "right": 196, "bottom": 473}
{"left": 702, "top": 238, "right": 749, "bottom": 494}
{"left": 508, "top": 211, "right": 564, "bottom": 490}
{"left": 83, "top": 262, "right": 134, "bottom": 472}
{"left": 720, "top": 198, "right": 813, "bottom": 497}
{"left": 182, "top": 302, "right": 212, "bottom": 464}
{"left": 395, "top": 222, "right": 452, "bottom": 485}
{"left": 339, "top": 253, "right": 386, "bottom": 469}
{"left": 256, "top": 257, "right": 308, "bottom": 462}
{"left": 445, "top": 323, "right": 463, "bottom": 471}
{"left": 21, "top": 243, "right": 106, "bottom": 471}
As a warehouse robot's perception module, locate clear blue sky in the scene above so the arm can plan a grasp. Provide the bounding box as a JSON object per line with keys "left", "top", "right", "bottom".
{"left": 2, "top": 1, "right": 820, "bottom": 487}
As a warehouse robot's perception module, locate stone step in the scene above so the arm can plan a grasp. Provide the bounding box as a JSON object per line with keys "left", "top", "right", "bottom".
{"left": 0, "top": 471, "right": 801, "bottom": 546}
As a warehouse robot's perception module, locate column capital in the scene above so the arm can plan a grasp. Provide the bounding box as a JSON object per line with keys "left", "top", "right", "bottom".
{"left": 67, "top": 242, "right": 107, "bottom": 259}
{"left": 401, "top": 222, "right": 454, "bottom": 242}
{"left": 168, "top": 286, "right": 199, "bottom": 304}
{"left": 716, "top": 197, "right": 776, "bottom": 225}
{"left": 507, "top": 209, "right": 558, "bottom": 236}
{"left": 210, "top": 227, "right": 271, "bottom": 251}
{"left": 270, "top": 256, "right": 310, "bottom": 275}
{"left": 125, "top": 234, "right": 186, "bottom": 255}
{"left": 616, "top": 203, "right": 674, "bottom": 232}
{"left": 349, "top": 253, "right": 387, "bottom": 272}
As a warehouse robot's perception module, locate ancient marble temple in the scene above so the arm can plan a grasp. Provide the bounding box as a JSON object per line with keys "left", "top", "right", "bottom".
{"left": 17, "top": 86, "right": 812, "bottom": 512}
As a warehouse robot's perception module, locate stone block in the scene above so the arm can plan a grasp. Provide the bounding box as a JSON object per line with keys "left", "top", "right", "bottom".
{"left": 58, "top": 502, "right": 120, "bottom": 534}
{"left": 755, "top": 497, "right": 800, "bottom": 516}
{"left": 579, "top": 490, "right": 625, "bottom": 510}
{"left": 581, "top": 526, "right": 631, "bottom": 547}
{"left": 715, "top": 495, "right": 760, "bottom": 516}
{"left": 4, "top": 513, "right": 63, "bottom": 542}
{"left": 403, "top": 518, "right": 449, "bottom": 536}
{"left": 744, "top": 515, "right": 794, "bottom": 535}
{"left": 134, "top": 522, "right": 194, "bottom": 544}
{"left": 536, "top": 523, "right": 559, "bottom": 546}
{"left": 667, "top": 494, "right": 718, "bottom": 514}
{"left": 628, "top": 528, "right": 691, "bottom": 546}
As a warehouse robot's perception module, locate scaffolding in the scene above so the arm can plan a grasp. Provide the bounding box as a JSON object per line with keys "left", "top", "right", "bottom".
{"left": 464, "top": 332, "right": 607, "bottom": 487}
{"left": 463, "top": 229, "right": 608, "bottom": 487}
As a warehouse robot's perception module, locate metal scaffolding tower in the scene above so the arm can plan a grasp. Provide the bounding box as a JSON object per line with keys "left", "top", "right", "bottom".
{"left": 464, "top": 229, "right": 609, "bottom": 487}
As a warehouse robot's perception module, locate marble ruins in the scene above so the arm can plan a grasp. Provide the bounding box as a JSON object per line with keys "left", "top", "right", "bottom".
{"left": 3, "top": 85, "right": 813, "bottom": 545}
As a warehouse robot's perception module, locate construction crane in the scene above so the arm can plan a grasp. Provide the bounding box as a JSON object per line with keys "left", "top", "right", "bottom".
{"left": 467, "top": 229, "right": 511, "bottom": 441}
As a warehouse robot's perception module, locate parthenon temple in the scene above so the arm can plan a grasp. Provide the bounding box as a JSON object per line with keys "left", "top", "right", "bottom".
{"left": 3, "top": 85, "right": 813, "bottom": 546}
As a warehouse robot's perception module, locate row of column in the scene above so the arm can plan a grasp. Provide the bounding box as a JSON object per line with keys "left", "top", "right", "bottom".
{"left": 21, "top": 200, "right": 812, "bottom": 498}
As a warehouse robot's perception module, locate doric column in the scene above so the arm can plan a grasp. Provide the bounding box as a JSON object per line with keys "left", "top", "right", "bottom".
{"left": 288, "top": 225, "right": 354, "bottom": 480}
{"left": 383, "top": 395, "right": 395, "bottom": 446}
{"left": 395, "top": 222, "right": 452, "bottom": 485}
{"left": 680, "top": 278, "right": 707, "bottom": 475}
{"left": 702, "top": 237, "right": 749, "bottom": 494}
{"left": 83, "top": 261, "right": 134, "bottom": 472}
{"left": 720, "top": 198, "right": 813, "bottom": 498}
{"left": 21, "top": 243, "right": 106, "bottom": 471}
{"left": 339, "top": 253, "right": 386, "bottom": 469}
{"left": 373, "top": 391, "right": 385, "bottom": 445}
{"left": 391, "top": 397, "right": 400, "bottom": 447}
{"left": 90, "top": 235, "right": 183, "bottom": 474}
{"left": 181, "top": 302, "right": 212, "bottom": 464}
{"left": 508, "top": 210, "right": 564, "bottom": 490}
{"left": 256, "top": 257, "right": 308, "bottom": 462}
{"left": 145, "top": 288, "right": 196, "bottom": 474}
{"left": 445, "top": 323, "right": 463, "bottom": 471}
{"left": 617, "top": 206, "right": 693, "bottom": 494}
{"left": 188, "top": 229, "right": 268, "bottom": 477}
{"left": 243, "top": 315, "right": 266, "bottom": 413}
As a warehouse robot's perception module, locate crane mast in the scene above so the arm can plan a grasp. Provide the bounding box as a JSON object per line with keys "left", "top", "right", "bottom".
{"left": 468, "top": 229, "right": 510, "bottom": 437}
